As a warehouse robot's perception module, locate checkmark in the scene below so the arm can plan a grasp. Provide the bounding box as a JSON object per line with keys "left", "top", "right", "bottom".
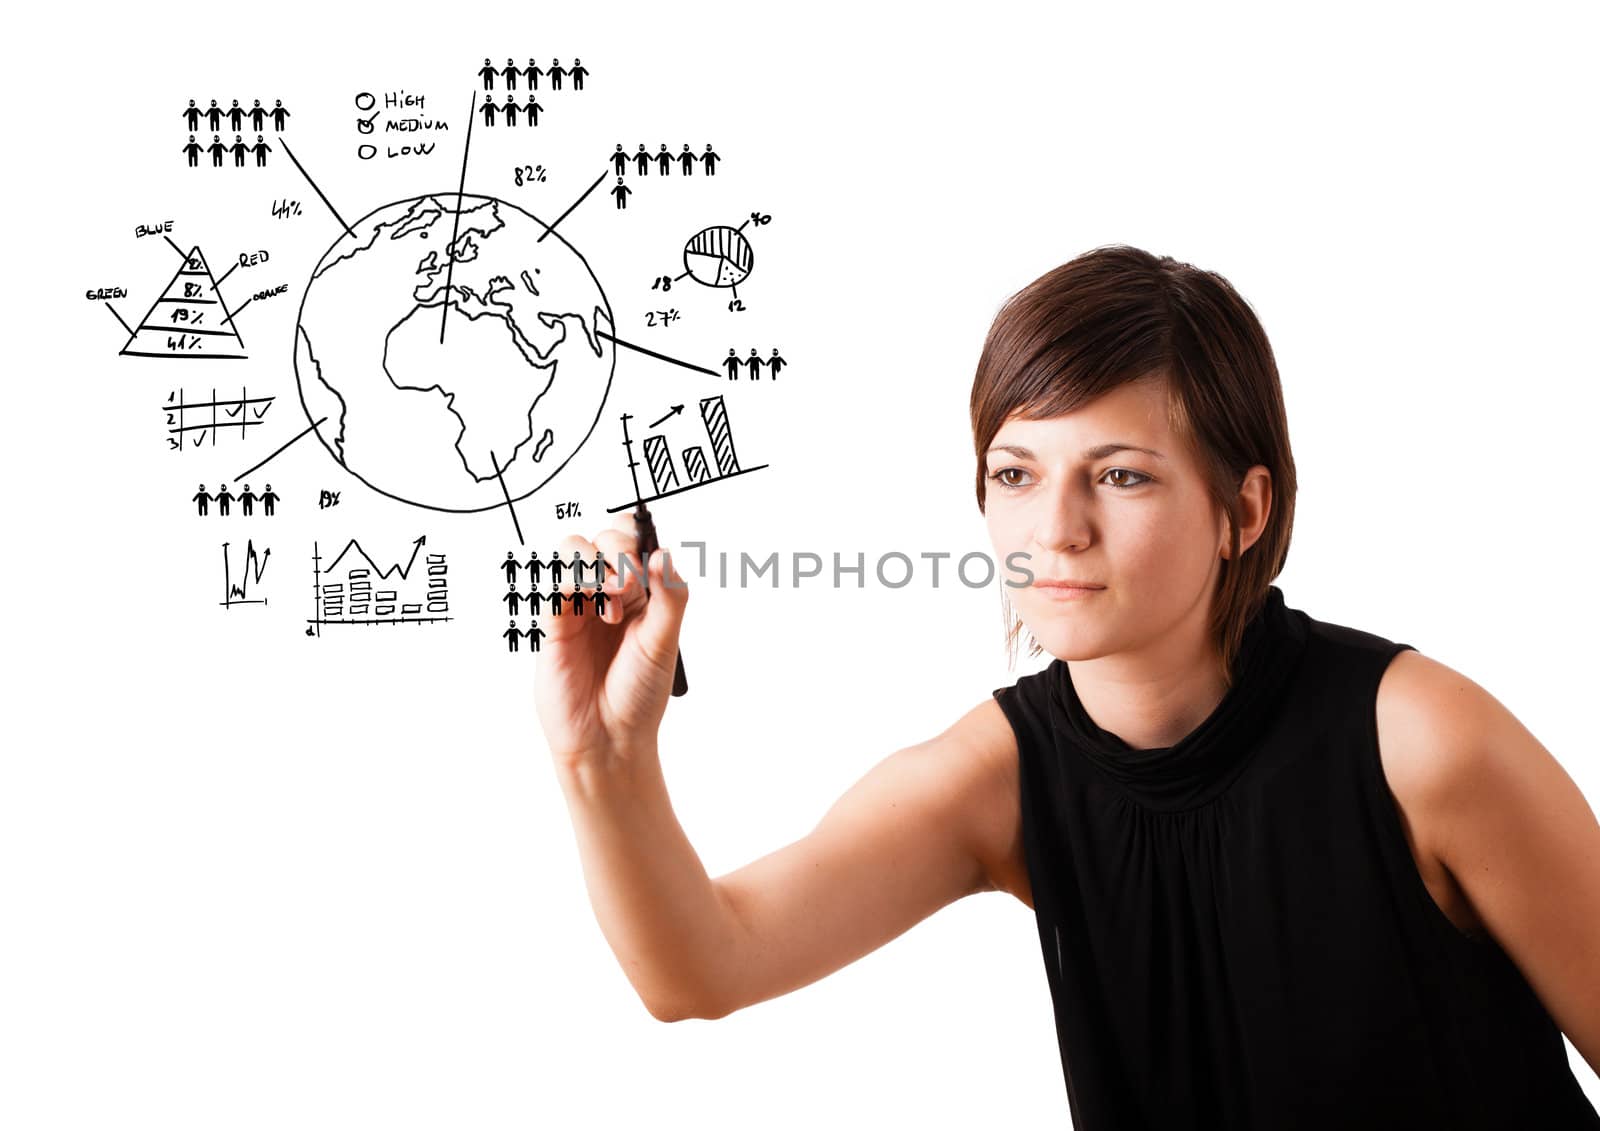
{"left": 357, "top": 113, "right": 378, "bottom": 133}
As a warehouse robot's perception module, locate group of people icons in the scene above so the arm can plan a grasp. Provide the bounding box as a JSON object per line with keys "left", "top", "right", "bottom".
{"left": 480, "top": 92, "right": 546, "bottom": 128}
{"left": 502, "top": 549, "right": 613, "bottom": 587}
{"left": 504, "top": 619, "right": 547, "bottom": 653}
{"left": 499, "top": 548, "right": 615, "bottom": 653}
{"left": 184, "top": 134, "right": 272, "bottom": 167}
{"left": 723, "top": 347, "right": 787, "bottom": 380}
{"left": 505, "top": 584, "right": 609, "bottom": 618}
{"left": 478, "top": 57, "right": 588, "bottom": 91}
{"left": 181, "top": 100, "right": 285, "bottom": 168}
{"left": 610, "top": 143, "right": 721, "bottom": 178}
{"left": 498, "top": 549, "right": 618, "bottom": 621}
{"left": 182, "top": 98, "right": 291, "bottom": 133}
{"left": 192, "top": 483, "right": 279, "bottom": 516}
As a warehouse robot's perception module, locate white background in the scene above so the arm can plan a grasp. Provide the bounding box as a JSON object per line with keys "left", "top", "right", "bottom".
{"left": 5, "top": 1, "right": 1597, "bottom": 1126}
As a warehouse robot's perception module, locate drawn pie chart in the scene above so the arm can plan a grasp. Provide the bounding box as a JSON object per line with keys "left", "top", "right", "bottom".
{"left": 683, "top": 225, "right": 754, "bottom": 288}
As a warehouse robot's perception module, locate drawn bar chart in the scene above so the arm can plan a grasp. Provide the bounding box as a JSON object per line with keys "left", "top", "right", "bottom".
{"left": 307, "top": 537, "right": 452, "bottom": 635}
{"left": 607, "top": 395, "right": 768, "bottom": 512}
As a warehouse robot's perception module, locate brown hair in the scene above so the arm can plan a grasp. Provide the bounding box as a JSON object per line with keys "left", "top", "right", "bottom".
{"left": 970, "top": 244, "right": 1297, "bottom": 681}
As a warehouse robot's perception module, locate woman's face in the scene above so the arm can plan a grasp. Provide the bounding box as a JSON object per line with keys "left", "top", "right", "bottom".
{"left": 983, "top": 377, "right": 1235, "bottom": 663}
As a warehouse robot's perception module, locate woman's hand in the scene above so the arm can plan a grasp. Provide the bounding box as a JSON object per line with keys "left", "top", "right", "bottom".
{"left": 534, "top": 515, "right": 690, "bottom": 774}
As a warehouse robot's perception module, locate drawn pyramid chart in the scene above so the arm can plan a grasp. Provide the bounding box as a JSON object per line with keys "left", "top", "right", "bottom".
{"left": 120, "top": 245, "right": 247, "bottom": 359}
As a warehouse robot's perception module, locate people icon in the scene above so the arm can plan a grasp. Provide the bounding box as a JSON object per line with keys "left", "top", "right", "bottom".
{"left": 571, "top": 549, "right": 593, "bottom": 587}
{"left": 205, "top": 99, "right": 223, "bottom": 131}
{"left": 230, "top": 134, "right": 249, "bottom": 167}
{"left": 526, "top": 551, "right": 544, "bottom": 585}
{"left": 503, "top": 551, "right": 521, "bottom": 585}
{"left": 208, "top": 134, "right": 226, "bottom": 167}
{"left": 248, "top": 98, "right": 267, "bottom": 131}
{"left": 523, "top": 57, "right": 541, "bottom": 89}
{"left": 501, "top": 57, "right": 520, "bottom": 90}
{"left": 525, "top": 620, "right": 546, "bottom": 652}
{"left": 192, "top": 482, "right": 275, "bottom": 516}
{"left": 611, "top": 176, "right": 631, "bottom": 210}
{"left": 524, "top": 91, "right": 542, "bottom": 126}
{"left": 505, "top": 584, "right": 524, "bottom": 615}
{"left": 251, "top": 134, "right": 271, "bottom": 166}
{"left": 270, "top": 99, "right": 290, "bottom": 130}
{"left": 615, "top": 140, "right": 717, "bottom": 176}
{"left": 479, "top": 57, "right": 497, "bottom": 89}
{"left": 504, "top": 619, "right": 522, "bottom": 652}
{"left": 481, "top": 97, "right": 498, "bottom": 128}
{"left": 227, "top": 99, "right": 245, "bottom": 131}
{"left": 183, "top": 99, "right": 202, "bottom": 131}
{"left": 723, "top": 346, "right": 785, "bottom": 380}
{"left": 548, "top": 58, "right": 566, "bottom": 89}
{"left": 569, "top": 58, "right": 588, "bottom": 90}
{"left": 183, "top": 134, "right": 203, "bottom": 166}
{"left": 501, "top": 91, "right": 520, "bottom": 127}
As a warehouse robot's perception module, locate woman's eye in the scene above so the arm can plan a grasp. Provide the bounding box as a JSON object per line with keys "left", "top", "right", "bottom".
{"left": 988, "top": 467, "right": 1151, "bottom": 491}
{"left": 988, "top": 468, "right": 1031, "bottom": 490}
{"left": 1102, "top": 467, "right": 1151, "bottom": 489}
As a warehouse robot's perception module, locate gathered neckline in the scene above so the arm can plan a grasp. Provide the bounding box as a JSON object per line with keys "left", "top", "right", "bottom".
{"left": 1048, "top": 585, "right": 1311, "bottom": 810}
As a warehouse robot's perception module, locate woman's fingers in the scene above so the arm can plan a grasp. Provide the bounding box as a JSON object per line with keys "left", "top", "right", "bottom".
{"left": 633, "top": 547, "right": 690, "bottom": 662}
{"left": 538, "top": 518, "right": 660, "bottom": 640}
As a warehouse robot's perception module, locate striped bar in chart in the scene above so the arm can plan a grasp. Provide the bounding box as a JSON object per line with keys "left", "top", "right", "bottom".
{"left": 643, "top": 434, "right": 679, "bottom": 496}
{"left": 700, "top": 395, "right": 740, "bottom": 477}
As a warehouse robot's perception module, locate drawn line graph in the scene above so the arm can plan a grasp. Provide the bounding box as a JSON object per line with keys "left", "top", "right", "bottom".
{"left": 307, "top": 537, "right": 451, "bottom": 635}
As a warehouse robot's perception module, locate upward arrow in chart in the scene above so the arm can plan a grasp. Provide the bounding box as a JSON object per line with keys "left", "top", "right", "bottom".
{"left": 119, "top": 245, "right": 248, "bottom": 360}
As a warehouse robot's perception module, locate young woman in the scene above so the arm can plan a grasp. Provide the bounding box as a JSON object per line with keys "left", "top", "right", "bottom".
{"left": 534, "top": 245, "right": 1600, "bottom": 1128}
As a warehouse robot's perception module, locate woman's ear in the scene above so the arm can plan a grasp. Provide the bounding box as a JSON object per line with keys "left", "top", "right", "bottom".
{"left": 1219, "top": 467, "right": 1272, "bottom": 560}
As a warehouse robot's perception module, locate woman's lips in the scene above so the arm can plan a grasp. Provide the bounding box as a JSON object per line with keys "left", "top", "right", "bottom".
{"left": 1032, "top": 583, "right": 1104, "bottom": 601}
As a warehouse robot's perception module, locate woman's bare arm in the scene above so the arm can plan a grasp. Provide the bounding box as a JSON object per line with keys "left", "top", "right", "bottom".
{"left": 553, "top": 698, "right": 1024, "bottom": 1022}
{"left": 702, "top": 697, "right": 1026, "bottom": 1018}
{"left": 537, "top": 518, "right": 1027, "bottom": 1022}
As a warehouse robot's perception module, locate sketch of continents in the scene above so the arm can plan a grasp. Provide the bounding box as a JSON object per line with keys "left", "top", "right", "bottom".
{"left": 293, "top": 192, "right": 615, "bottom": 512}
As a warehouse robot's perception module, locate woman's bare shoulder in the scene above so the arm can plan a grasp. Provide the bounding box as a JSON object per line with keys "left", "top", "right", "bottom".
{"left": 933, "top": 699, "right": 1030, "bottom": 908}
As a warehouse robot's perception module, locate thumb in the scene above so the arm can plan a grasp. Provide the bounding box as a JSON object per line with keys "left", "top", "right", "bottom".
{"left": 633, "top": 548, "right": 690, "bottom": 661}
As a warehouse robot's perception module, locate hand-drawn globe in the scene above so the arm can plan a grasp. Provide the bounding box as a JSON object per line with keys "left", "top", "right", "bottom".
{"left": 293, "top": 192, "right": 615, "bottom": 512}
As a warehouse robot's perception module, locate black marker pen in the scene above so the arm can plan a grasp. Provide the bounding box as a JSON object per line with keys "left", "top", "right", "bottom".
{"left": 634, "top": 501, "right": 689, "bottom": 697}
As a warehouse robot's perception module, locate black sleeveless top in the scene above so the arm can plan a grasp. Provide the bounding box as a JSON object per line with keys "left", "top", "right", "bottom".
{"left": 993, "top": 585, "right": 1598, "bottom": 1129}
